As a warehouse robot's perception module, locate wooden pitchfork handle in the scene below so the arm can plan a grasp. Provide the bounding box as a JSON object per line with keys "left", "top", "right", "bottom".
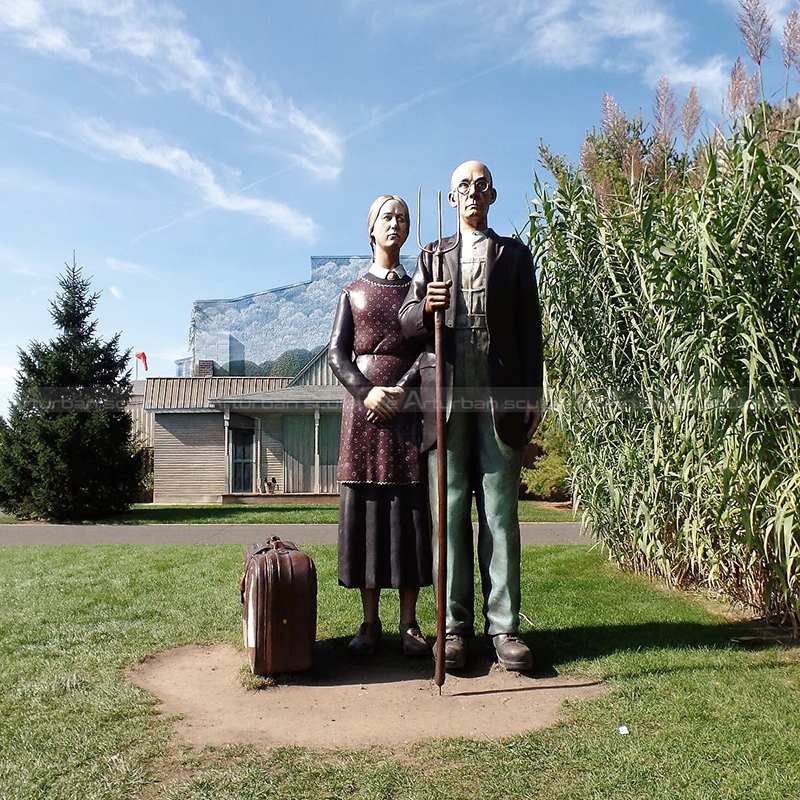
{"left": 417, "top": 188, "right": 460, "bottom": 691}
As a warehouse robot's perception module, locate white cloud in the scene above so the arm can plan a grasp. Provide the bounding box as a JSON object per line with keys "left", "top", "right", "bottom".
{"left": 517, "top": 0, "right": 730, "bottom": 98}
{"left": 76, "top": 119, "right": 318, "bottom": 240}
{"left": 109, "top": 285, "right": 124, "bottom": 300}
{"left": 357, "top": 0, "right": 741, "bottom": 108}
{"left": 0, "top": 0, "right": 342, "bottom": 178}
{"left": 106, "top": 257, "right": 157, "bottom": 280}
{"left": 0, "top": 0, "right": 92, "bottom": 62}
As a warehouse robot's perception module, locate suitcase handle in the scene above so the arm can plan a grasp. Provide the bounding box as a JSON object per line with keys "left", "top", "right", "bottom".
{"left": 239, "top": 537, "right": 297, "bottom": 601}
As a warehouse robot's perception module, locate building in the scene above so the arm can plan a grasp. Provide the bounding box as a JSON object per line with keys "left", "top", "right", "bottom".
{"left": 144, "top": 349, "right": 343, "bottom": 503}
{"left": 142, "top": 255, "right": 416, "bottom": 502}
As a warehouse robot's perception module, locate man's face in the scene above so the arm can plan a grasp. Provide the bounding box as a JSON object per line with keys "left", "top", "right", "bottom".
{"left": 448, "top": 161, "right": 496, "bottom": 231}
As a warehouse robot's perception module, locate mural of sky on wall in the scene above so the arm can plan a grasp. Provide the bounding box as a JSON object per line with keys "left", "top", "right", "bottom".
{"left": 189, "top": 256, "right": 418, "bottom": 374}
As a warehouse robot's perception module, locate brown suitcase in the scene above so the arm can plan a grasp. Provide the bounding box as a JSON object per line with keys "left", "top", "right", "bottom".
{"left": 240, "top": 537, "right": 317, "bottom": 675}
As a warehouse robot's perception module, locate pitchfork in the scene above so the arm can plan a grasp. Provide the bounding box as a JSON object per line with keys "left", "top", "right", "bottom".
{"left": 416, "top": 187, "right": 460, "bottom": 692}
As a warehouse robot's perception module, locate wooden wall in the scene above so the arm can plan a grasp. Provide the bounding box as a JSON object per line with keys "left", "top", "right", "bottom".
{"left": 152, "top": 408, "right": 341, "bottom": 500}
{"left": 153, "top": 413, "right": 226, "bottom": 502}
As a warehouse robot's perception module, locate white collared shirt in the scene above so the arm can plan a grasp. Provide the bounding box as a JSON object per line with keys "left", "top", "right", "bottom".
{"left": 456, "top": 230, "right": 488, "bottom": 337}
{"left": 368, "top": 263, "right": 406, "bottom": 280}
{"left": 460, "top": 229, "right": 488, "bottom": 256}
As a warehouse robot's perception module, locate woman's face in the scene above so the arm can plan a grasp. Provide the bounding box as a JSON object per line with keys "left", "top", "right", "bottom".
{"left": 371, "top": 199, "right": 409, "bottom": 252}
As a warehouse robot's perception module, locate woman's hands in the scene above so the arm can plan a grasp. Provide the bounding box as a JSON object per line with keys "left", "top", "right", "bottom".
{"left": 364, "top": 386, "right": 407, "bottom": 423}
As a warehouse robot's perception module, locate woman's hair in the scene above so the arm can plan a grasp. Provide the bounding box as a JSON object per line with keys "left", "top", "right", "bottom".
{"left": 367, "top": 195, "right": 410, "bottom": 252}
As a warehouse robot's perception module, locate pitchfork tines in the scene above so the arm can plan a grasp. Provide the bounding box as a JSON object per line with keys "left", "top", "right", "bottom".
{"left": 416, "top": 187, "right": 461, "bottom": 280}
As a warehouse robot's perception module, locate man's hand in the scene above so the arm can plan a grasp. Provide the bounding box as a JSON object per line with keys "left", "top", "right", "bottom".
{"left": 364, "top": 386, "right": 407, "bottom": 423}
{"left": 524, "top": 407, "right": 542, "bottom": 441}
{"left": 424, "top": 280, "right": 452, "bottom": 314}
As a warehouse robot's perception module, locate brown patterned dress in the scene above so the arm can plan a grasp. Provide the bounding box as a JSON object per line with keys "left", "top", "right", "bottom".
{"left": 328, "top": 273, "right": 432, "bottom": 589}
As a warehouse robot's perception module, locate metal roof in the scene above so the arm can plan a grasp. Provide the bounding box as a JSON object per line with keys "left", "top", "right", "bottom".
{"left": 209, "top": 384, "right": 345, "bottom": 410}
{"left": 144, "top": 376, "right": 292, "bottom": 411}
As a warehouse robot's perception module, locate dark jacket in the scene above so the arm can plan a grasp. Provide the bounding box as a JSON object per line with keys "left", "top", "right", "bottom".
{"left": 399, "top": 228, "right": 543, "bottom": 452}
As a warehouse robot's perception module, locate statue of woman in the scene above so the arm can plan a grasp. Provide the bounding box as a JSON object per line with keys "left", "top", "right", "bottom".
{"left": 328, "top": 195, "right": 431, "bottom": 657}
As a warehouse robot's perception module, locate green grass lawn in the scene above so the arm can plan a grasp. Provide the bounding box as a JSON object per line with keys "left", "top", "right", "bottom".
{"left": 0, "top": 500, "right": 577, "bottom": 525}
{"left": 1, "top": 544, "right": 798, "bottom": 800}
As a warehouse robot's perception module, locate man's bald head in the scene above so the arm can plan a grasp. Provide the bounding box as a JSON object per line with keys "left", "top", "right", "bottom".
{"left": 448, "top": 160, "right": 496, "bottom": 233}
{"left": 450, "top": 160, "right": 493, "bottom": 191}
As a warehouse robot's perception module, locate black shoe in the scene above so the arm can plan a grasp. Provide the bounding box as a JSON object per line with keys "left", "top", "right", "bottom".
{"left": 348, "top": 621, "right": 381, "bottom": 656}
{"left": 433, "top": 633, "right": 467, "bottom": 670}
{"left": 491, "top": 633, "right": 532, "bottom": 671}
{"left": 400, "top": 621, "right": 428, "bottom": 657}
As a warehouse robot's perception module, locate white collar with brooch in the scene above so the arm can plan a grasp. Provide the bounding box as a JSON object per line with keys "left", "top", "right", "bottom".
{"left": 369, "top": 264, "right": 406, "bottom": 280}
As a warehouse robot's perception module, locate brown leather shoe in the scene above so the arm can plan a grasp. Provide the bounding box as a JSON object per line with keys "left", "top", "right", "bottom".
{"left": 491, "top": 634, "right": 532, "bottom": 671}
{"left": 400, "top": 621, "right": 428, "bottom": 657}
{"left": 433, "top": 633, "right": 467, "bottom": 670}
{"left": 348, "top": 621, "right": 381, "bottom": 656}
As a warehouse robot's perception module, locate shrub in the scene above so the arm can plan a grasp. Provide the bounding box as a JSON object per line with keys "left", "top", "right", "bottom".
{"left": 521, "top": 414, "right": 572, "bottom": 501}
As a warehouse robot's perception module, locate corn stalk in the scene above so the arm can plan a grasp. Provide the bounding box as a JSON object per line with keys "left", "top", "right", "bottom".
{"left": 528, "top": 116, "right": 800, "bottom": 634}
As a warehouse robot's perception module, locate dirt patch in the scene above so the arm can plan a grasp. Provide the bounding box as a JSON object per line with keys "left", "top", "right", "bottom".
{"left": 128, "top": 642, "right": 605, "bottom": 750}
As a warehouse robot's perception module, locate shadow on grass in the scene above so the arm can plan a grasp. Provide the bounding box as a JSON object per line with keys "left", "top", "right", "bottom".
{"left": 534, "top": 617, "right": 796, "bottom": 668}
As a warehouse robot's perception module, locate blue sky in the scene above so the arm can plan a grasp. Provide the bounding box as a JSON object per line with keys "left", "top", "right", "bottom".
{"left": 0, "top": 0, "right": 797, "bottom": 414}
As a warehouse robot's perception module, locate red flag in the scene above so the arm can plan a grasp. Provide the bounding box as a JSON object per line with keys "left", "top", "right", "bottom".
{"left": 135, "top": 351, "right": 148, "bottom": 371}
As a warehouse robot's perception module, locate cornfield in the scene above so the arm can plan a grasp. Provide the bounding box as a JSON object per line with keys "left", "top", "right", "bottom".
{"left": 528, "top": 111, "right": 800, "bottom": 634}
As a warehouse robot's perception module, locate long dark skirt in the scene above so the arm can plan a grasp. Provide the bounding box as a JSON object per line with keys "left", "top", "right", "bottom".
{"left": 337, "top": 482, "right": 432, "bottom": 589}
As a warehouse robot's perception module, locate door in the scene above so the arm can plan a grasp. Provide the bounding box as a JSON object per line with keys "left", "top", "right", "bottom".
{"left": 283, "top": 415, "right": 314, "bottom": 493}
{"left": 318, "top": 414, "right": 341, "bottom": 493}
{"left": 231, "top": 429, "right": 254, "bottom": 493}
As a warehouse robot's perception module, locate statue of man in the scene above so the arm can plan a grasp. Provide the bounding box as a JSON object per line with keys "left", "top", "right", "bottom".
{"left": 400, "top": 160, "right": 543, "bottom": 670}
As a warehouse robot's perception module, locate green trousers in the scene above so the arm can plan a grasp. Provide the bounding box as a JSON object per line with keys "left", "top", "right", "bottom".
{"left": 428, "top": 384, "right": 525, "bottom": 638}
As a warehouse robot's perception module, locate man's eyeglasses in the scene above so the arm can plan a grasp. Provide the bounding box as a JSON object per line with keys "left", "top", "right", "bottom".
{"left": 455, "top": 178, "right": 491, "bottom": 195}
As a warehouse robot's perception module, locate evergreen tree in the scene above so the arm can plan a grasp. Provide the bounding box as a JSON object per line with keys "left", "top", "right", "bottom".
{"left": 0, "top": 257, "right": 143, "bottom": 520}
